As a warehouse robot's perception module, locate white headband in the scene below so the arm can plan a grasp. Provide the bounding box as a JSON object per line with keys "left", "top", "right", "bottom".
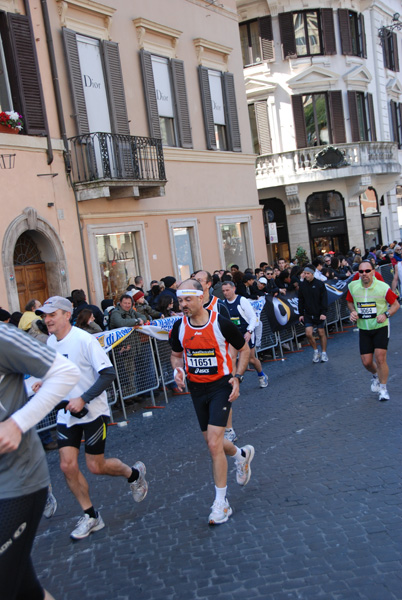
{"left": 177, "top": 289, "right": 203, "bottom": 297}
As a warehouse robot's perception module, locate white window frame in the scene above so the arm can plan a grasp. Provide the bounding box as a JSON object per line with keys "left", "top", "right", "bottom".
{"left": 215, "top": 215, "right": 255, "bottom": 270}
{"left": 87, "top": 222, "right": 151, "bottom": 305}
{"left": 167, "top": 218, "right": 202, "bottom": 281}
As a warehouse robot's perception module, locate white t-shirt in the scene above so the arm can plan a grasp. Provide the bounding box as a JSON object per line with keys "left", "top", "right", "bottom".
{"left": 47, "top": 326, "right": 111, "bottom": 426}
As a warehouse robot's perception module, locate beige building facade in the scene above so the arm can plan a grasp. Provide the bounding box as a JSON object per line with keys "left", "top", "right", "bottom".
{"left": 1, "top": 0, "right": 266, "bottom": 311}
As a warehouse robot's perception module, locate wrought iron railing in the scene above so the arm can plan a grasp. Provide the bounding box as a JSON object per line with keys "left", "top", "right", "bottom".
{"left": 68, "top": 132, "right": 166, "bottom": 184}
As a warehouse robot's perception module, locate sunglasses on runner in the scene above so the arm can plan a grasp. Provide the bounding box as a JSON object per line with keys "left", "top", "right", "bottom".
{"left": 358, "top": 269, "right": 372, "bottom": 274}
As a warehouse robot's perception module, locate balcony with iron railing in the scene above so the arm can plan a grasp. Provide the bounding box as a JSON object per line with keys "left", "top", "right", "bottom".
{"left": 68, "top": 132, "right": 167, "bottom": 201}
{"left": 255, "top": 141, "right": 401, "bottom": 189}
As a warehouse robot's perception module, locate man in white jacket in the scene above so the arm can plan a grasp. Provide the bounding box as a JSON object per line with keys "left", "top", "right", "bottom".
{"left": 222, "top": 281, "right": 268, "bottom": 388}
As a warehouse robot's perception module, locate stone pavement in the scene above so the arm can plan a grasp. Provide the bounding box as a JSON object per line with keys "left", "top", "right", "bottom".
{"left": 35, "top": 312, "right": 402, "bottom": 600}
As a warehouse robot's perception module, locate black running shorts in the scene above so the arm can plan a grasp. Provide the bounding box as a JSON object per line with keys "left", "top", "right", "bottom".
{"left": 187, "top": 375, "right": 233, "bottom": 432}
{"left": 359, "top": 326, "right": 389, "bottom": 355}
{"left": 57, "top": 415, "right": 109, "bottom": 455}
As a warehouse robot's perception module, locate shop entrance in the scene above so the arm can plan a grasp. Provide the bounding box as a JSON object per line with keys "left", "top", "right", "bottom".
{"left": 261, "top": 198, "right": 290, "bottom": 263}
{"left": 306, "top": 191, "right": 349, "bottom": 258}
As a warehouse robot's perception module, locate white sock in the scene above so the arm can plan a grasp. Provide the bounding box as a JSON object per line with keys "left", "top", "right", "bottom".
{"left": 215, "top": 486, "right": 227, "bottom": 503}
{"left": 379, "top": 383, "right": 387, "bottom": 391}
{"left": 233, "top": 447, "right": 243, "bottom": 461}
{"left": 225, "top": 427, "right": 233, "bottom": 432}
{"left": 372, "top": 373, "right": 378, "bottom": 379}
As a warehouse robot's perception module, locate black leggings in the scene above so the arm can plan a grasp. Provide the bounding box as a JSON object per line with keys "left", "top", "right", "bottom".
{"left": 0, "top": 487, "right": 47, "bottom": 600}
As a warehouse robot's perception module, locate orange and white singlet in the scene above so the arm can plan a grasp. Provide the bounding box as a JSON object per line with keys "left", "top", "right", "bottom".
{"left": 204, "top": 295, "right": 219, "bottom": 311}
{"left": 177, "top": 311, "right": 233, "bottom": 383}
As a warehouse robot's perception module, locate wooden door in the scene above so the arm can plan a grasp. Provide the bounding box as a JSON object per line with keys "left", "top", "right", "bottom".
{"left": 14, "top": 263, "right": 49, "bottom": 311}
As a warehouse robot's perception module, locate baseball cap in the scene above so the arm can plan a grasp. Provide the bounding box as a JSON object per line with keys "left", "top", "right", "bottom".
{"left": 258, "top": 277, "right": 268, "bottom": 284}
{"left": 36, "top": 296, "right": 73, "bottom": 315}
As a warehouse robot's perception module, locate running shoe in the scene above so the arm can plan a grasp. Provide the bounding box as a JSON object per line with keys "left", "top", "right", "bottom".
{"left": 208, "top": 498, "right": 233, "bottom": 525}
{"left": 70, "top": 513, "right": 105, "bottom": 540}
{"left": 378, "top": 389, "right": 390, "bottom": 402}
{"left": 43, "top": 488, "right": 57, "bottom": 519}
{"left": 259, "top": 373, "right": 269, "bottom": 388}
{"left": 130, "top": 461, "right": 148, "bottom": 502}
{"left": 321, "top": 352, "right": 329, "bottom": 363}
{"left": 224, "top": 427, "right": 238, "bottom": 443}
{"left": 370, "top": 375, "right": 380, "bottom": 393}
{"left": 235, "top": 445, "right": 255, "bottom": 486}
{"left": 312, "top": 350, "right": 321, "bottom": 363}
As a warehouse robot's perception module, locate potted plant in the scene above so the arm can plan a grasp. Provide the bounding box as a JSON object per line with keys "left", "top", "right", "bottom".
{"left": 0, "top": 111, "right": 23, "bottom": 134}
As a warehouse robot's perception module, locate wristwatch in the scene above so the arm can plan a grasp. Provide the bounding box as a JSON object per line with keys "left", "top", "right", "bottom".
{"left": 234, "top": 374, "right": 244, "bottom": 383}
{"left": 384, "top": 310, "right": 390, "bottom": 319}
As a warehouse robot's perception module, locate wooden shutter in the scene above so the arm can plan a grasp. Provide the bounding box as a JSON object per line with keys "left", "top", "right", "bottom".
{"left": 171, "top": 59, "right": 193, "bottom": 149}
{"left": 338, "top": 9, "right": 352, "bottom": 56}
{"left": 390, "top": 100, "right": 399, "bottom": 145}
{"left": 102, "top": 41, "right": 130, "bottom": 135}
{"left": 367, "top": 93, "right": 376, "bottom": 141}
{"left": 223, "top": 72, "right": 241, "bottom": 152}
{"left": 347, "top": 91, "right": 360, "bottom": 142}
{"left": 140, "top": 49, "right": 161, "bottom": 139}
{"left": 7, "top": 13, "right": 48, "bottom": 135}
{"left": 392, "top": 32, "right": 399, "bottom": 71}
{"left": 291, "top": 95, "right": 307, "bottom": 148}
{"left": 198, "top": 66, "right": 216, "bottom": 150}
{"left": 359, "top": 14, "right": 367, "bottom": 59}
{"left": 259, "top": 16, "right": 274, "bottom": 61}
{"left": 328, "top": 91, "right": 346, "bottom": 144}
{"left": 278, "top": 12, "right": 296, "bottom": 59}
{"left": 321, "top": 9, "right": 336, "bottom": 55}
{"left": 62, "top": 28, "right": 89, "bottom": 135}
{"left": 254, "top": 101, "right": 272, "bottom": 154}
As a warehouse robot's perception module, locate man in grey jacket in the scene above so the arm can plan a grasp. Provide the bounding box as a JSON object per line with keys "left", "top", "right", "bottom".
{"left": 109, "top": 294, "right": 144, "bottom": 329}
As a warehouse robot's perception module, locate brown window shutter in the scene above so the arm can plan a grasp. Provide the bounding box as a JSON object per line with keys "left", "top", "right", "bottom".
{"left": 259, "top": 16, "right": 274, "bottom": 61}
{"left": 198, "top": 66, "right": 217, "bottom": 150}
{"left": 321, "top": 9, "right": 336, "bottom": 55}
{"left": 392, "top": 32, "right": 399, "bottom": 72}
{"left": 171, "top": 59, "right": 193, "bottom": 149}
{"left": 359, "top": 14, "right": 367, "bottom": 59}
{"left": 338, "top": 9, "right": 353, "bottom": 56}
{"left": 291, "top": 95, "right": 307, "bottom": 148}
{"left": 62, "top": 28, "right": 89, "bottom": 135}
{"left": 278, "top": 12, "right": 296, "bottom": 59}
{"left": 102, "top": 41, "right": 130, "bottom": 135}
{"left": 390, "top": 100, "right": 399, "bottom": 144}
{"left": 347, "top": 91, "right": 360, "bottom": 141}
{"left": 140, "top": 49, "right": 161, "bottom": 139}
{"left": 328, "top": 91, "right": 345, "bottom": 144}
{"left": 254, "top": 101, "right": 272, "bottom": 154}
{"left": 223, "top": 72, "right": 241, "bottom": 152}
{"left": 7, "top": 13, "right": 48, "bottom": 136}
{"left": 367, "top": 93, "right": 376, "bottom": 141}
{"left": 383, "top": 34, "right": 391, "bottom": 69}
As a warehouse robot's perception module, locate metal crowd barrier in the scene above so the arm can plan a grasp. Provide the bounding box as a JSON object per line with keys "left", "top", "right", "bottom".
{"left": 378, "top": 263, "right": 394, "bottom": 286}
{"left": 256, "top": 307, "right": 278, "bottom": 359}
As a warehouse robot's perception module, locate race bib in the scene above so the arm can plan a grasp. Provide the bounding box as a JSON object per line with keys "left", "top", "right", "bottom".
{"left": 186, "top": 348, "right": 218, "bottom": 375}
{"left": 357, "top": 301, "right": 377, "bottom": 319}
{"left": 230, "top": 316, "right": 241, "bottom": 327}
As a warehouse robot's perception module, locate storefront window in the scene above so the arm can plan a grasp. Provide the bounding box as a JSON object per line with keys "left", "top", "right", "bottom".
{"left": 360, "top": 187, "right": 379, "bottom": 216}
{"left": 96, "top": 233, "right": 139, "bottom": 300}
{"left": 307, "top": 191, "right": 344, "bottom": 222}
{"left": 360, "top": 187, "right": 381, "bottom": 249}
{"left": 173, "top": 228, "right": 194, "bottom": 280}
{"left": 219, "top": 222, "right": 249, "bottom": 271}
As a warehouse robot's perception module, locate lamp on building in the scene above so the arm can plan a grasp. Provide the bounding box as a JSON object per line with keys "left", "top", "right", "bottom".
{"left": 378, "top": 13, "right": 402, "bottom": 45}
{"left": 0, "top": 153, "right": 16, "bottom": 169}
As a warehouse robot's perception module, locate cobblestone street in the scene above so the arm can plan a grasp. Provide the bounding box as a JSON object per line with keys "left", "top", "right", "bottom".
{"left": 35, "top": 313, "right": 402, "bottom": 600}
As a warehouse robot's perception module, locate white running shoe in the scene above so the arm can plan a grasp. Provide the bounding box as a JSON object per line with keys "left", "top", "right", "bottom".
{"left": 371, "top": 376, "right": 380, "bottom": 393}
{"left": 70, "top": 513, "right": 105, "bottom": 540}
{"left": 43, "top": 489, "right": 57, "bottom": 519}
{"left": 224, "top": 428, "right": 238, "bottom": 443}
{"left": 312, "top": 351, "right": 321, "bottom": 363}
{"left": 130, "top": 461, "right": 148, "bottom": 502}
{"left": 321, "top": 352, "right": 329, "bottom": 363}
{"left": 258, "top": 373, "right": 269, "bottom": 388}
{"left": 378, "top": 389, "right": 390, "bottom": 402}
{"left": 235, "top": 445, "right": 255, "bottom": 486}
{"left": 208, "top": 498, "right": 233, "bottom": 525}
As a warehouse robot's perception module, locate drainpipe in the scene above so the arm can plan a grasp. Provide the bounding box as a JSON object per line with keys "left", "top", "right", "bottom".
{"left": 24, "top": 0, "right": 53, "bottom": 165}
{"left": 39, "top": 0, "right": 91, "bottom": 296}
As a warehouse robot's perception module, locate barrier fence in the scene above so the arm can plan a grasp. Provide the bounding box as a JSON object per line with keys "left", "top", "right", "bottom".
{"left": 36, "top": 263, "right": 398, "bottom": 431}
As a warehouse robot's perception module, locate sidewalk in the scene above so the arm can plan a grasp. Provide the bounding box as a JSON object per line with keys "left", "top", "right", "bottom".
{"left": 35, "top": 311, "right": 402, "bottom": 600}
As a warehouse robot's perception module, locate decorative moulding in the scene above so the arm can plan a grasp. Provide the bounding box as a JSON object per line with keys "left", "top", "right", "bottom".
{"left": 193, "top": 37, "right": 232, "bottom": 70}
{"left": 287, "top": 65, "right": 339, "bottom": 92}
{"left": 56, "top": 0, "right": 115, "bottom": 40}
{"left": 343, "top": 64, "right": 372, "bottom": 91}
{"left": 0, "top": 0, "right": 18, "bottom": 12}
{"left": 244, "top": 75, "right": 277, "bottom": 101}
{"left": 386, "top": 77, "right": 402, "bottom": 101}
{"left": 133, "top": 18, "right": 182, "bottom": 58}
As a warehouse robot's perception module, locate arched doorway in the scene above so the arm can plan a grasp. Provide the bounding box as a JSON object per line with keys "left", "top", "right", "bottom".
{"left": 14, "top": 232, "right": 49, "bottom": 310}
{"left": 260, "top": 198, "right": 290, "bottom": 263}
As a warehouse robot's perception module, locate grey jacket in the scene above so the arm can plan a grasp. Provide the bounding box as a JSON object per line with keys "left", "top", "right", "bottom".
{"left": 109, "top": 304, "right": 143, "bottom": 329}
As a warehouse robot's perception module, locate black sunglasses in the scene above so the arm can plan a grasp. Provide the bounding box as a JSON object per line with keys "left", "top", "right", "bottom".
{"left": 359, "top": 269, "right": 372, "bottom": 274}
